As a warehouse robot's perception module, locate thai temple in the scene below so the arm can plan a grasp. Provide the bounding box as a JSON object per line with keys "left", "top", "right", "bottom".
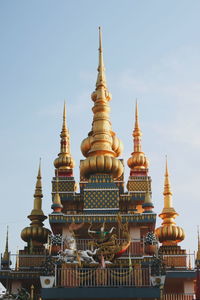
{"left": 0, "top": 28, "right": 198, "bottom": 300}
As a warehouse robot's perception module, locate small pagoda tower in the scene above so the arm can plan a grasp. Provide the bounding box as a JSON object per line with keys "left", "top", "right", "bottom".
{"left": 156, "top": 158, "right": 185, "bottom": 255}
{"left": 80, "top": 27, "right": 124, "bottom": 212}
{"left": 51, "top": 103, "right": 77, "bottom": 215}
{"left": 127, "top": 102, "right": 152, "bottom": 214}
{"left": 1, "top": 227, "right": 11, "bottom": 270}
{"left": 21, "top": 162, "right": 51, "bottom": 254}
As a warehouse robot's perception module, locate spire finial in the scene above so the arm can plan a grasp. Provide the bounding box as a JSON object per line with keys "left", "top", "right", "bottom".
{"left": 62, "top": 101, "right": 67, "bottom": 131}
{"left": 33, "top": 159, "right": 43, "bottom": 206}
{"left": 163, "top": 156, "right": 172, "bottom": 203}
{"left": 127, "top": 100, "right": 149, "bottom": 174}
{"left": 2, "top": 226, "right": 10, "bottom": 265}
{"left": 135, "top": 99, "right": 139, "bottom": 130}
{"left": 96, "top": 26, "right": 107, "bottom": 89}
{"left": 54, "top": 103, "right": 75, "bottom": 172}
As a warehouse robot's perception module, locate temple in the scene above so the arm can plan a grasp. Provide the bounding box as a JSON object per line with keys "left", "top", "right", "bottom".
{"left": 0, "top": 28, "right": 197, "bottom": 300}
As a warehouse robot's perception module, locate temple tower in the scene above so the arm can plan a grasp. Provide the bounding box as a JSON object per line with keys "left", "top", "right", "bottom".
{"left": 1, "top": 227, "right": 11, "bottom": 270}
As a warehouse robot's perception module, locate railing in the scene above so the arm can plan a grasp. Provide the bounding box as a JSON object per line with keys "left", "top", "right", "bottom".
{"left": 162, "top": 253, "right": 195, "bottom": 269}
{"left": 0, "top": 254, "right": 46, "bottom": 271}
{"left": 75, "top": 239, "right": 144, "bottom": 256}
{"left": 164, "top": 294, "right": 195, "bottom": 300}
{"left": 56, "top": 267, "right": 151, "bottom": 287}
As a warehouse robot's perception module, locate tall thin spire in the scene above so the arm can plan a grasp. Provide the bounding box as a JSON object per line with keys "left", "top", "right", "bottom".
{"left": 163, "top": 156, "right": 173, "bottom": 209}
{"left": 197, "top": 226, "right": 200, "bottom": 262}
{"left": 3, "top": 226, "right": 9, "bottom": 261}
{"left": 127, "top": 101, "right": 149, "bottom": 174}
{"left": 54, "top": 102, "right": 75, "bottom": 173}
{"left": 31, "top": 159, "right": 44, "bottom": 216}
{"left": 96, "top": 26, "right": 107, "bottom": 89}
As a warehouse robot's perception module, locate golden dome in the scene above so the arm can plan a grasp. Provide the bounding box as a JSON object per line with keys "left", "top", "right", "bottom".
{"left": 54, "top": 103, "right": 75, "bottom": 170}
{"left": 80, "top": 155, "right": 123, "bottom": 179}
{"left": 155, "top": 225, "right": 185, "bottom": 245}
{"left": 21, "top": 226, "right": 50, "bottom": 244}
{"left": 155, "top": 158, "right": 185, "bottom": 246}
{"left": 80, "top": 28, "right": 123, "bottom": 179}
{"left": 127, "top": 101, "right": 149, "bottom": 172}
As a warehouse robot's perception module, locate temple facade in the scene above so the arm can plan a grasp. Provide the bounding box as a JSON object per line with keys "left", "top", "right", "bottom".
{"left": 0, "top": 28, "right": 197, "bottom": 300}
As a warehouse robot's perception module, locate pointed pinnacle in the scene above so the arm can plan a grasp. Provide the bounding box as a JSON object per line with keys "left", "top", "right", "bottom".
{"left": 96, "top": 26, "right": 106, "bottom": 88}
{"left": 62, "top": 101, "right": 67, "bottom": 131}
{"left": 164, "top": 156, "right": 172, "bottom": 196}
{"left": 135, "top": 99, "right": 139, "bottom": 129}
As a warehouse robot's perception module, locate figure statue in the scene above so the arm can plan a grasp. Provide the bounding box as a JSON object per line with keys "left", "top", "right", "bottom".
{"left": 88, "top": 223, "right": 115, "bottom": 242}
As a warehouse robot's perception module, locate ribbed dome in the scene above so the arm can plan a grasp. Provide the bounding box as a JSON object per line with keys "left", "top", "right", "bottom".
{"left": 155, "top": 225, "right": 185, "bottom": 245}
{"left": 80, "top": 155, "right": 123, "bottom": 179}
{"left": 21, "top": 226, "right": 50, "bottom": 244}
{"left": 127, "top": 152, "right": 149, "bottom": 170}
{"left": 54, "top": 155, "right": 75, "bottom": 169}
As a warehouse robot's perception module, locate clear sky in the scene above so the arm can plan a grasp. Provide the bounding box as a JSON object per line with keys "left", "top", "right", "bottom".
{"left": 0, "top": 0, "right": 200, "bottom": 265}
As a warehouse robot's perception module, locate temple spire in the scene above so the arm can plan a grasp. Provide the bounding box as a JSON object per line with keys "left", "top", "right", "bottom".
{"left": 3, "top": 226, "right": 9, "bottom": 261}
{"left": 155, "top": 158, "right": 185, "bottom": 246}
{"left": 21, "top": 162, "right": 51, "bottom": 250}
{"left": 163, "top": 156, "right": 173, "bottom": 208}
{"left": 96, "top": 26, "right": 107, "bottom": 89}
{"left": 54, "top": 102, "right": 75, "bottom": 174}
{"left": 1, "top": 226, "right": 10, "bottom": 269}
{"left": 80, "top": 27, "right": 123, "bottom": 179}
{"left": 31, "top": 159, "right": 44, "bottom": 216}
{"left": 127, "top": 101, "right": 149, "bottom": 174}
{"left": 196, "top": 226, "right": 200, "bottom": 262}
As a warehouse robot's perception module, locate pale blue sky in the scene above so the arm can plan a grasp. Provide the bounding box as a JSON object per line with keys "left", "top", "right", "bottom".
{"left": 1, "top": 0, "right": 200, "bottom": 264}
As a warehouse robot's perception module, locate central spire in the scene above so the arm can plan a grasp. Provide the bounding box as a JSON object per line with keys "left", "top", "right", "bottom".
{"left": 80, "top": 28, "right": 123, "bottom": 179}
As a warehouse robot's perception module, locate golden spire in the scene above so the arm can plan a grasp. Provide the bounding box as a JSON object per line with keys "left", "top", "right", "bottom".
{"left": 127, "top": 101, "right": 149, "bottom": 174}
{"left": 30, "top": 159, "right": 44, "bottom": 216}
{"left": 80, "top": 27, "right": 123, "bottom": 179}
{"left": 155, "top": 158, "right": 185, "bottom": 246}
{"left": 196, "top": 226, "right": 200, "bottom": 262}
{"left": 2, "top": 226, "right": 9, "bottom": 262}
{"left": 54, "top": 102, "right": 75, "bottom": 171}
{"left": 21, "top": 161, "right": 51, "bottom": 249}
{"left": 96, "top": 26, "right": 107, "bottom": 89}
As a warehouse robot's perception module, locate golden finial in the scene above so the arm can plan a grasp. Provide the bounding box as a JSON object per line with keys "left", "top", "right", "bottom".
{"left": 80, "top": 28, "right": 123, "bottom": 179}
{"left": 2, "top": 226, "right": 9, "bottom": 262}
{"left": 196, "top": 226, "right": 200, "bottom": 261}
{"left": 127, "top": 101, "right": 149, "bottom": 173}
{"left": 155, "top": 158, "right": 185, "bottom": 246}
{"left": 96, "top": 26, "right": 107, "bottom": 89}
{"left": 31, "top": 159, "right": 44, "bottom": 215}
{"left": 54, "top": 102, "right": 75, "bottom": 172}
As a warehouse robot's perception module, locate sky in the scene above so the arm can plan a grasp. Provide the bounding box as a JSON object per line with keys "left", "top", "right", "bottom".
{"left": 0, "top": 0, "right": 200, "bottom": 266}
